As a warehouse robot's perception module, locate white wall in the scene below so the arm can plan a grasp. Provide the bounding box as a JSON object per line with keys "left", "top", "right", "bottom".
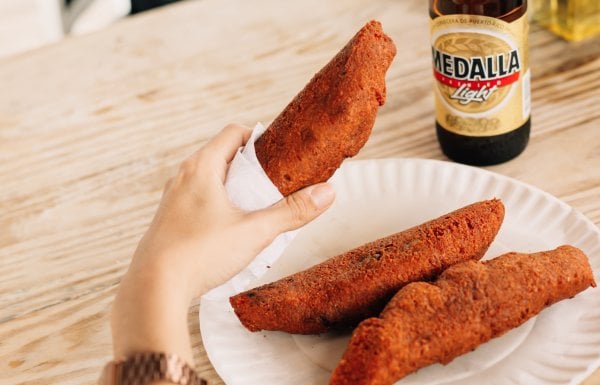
{"left": 0, "top": 0, "right": 129, "bottom": 58}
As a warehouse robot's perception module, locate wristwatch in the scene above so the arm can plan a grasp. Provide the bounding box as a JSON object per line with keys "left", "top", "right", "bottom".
{"left": 99, "top": 352, "right": 207, "bottom": 385}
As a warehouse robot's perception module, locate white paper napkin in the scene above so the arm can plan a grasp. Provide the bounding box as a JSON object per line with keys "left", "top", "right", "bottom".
{"left": 202, "top": 123, "right": 299, "bottom": 301}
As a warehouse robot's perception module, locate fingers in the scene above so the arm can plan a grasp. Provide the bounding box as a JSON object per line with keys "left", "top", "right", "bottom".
{"left": 179, "top": 123, "right": 252, "bottom": 184}
{"left": 249, "top": 183, "right": 336, "bottom": 238}
{"left": 202, "top": 123, "right": 252, "bottom": 164}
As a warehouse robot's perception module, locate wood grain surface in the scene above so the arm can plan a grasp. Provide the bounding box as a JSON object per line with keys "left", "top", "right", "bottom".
{"left": 1, "top": 0, "right": 598, "bottom": 384}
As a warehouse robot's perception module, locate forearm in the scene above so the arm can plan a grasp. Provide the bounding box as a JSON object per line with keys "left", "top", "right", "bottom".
{"left": 111, "top": 262, "right": 194, "bottom": 365}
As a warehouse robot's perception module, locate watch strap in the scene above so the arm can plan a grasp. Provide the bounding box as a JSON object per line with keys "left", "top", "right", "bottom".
{"left": 100, "top": 352, "right": 207, "bottom": 385}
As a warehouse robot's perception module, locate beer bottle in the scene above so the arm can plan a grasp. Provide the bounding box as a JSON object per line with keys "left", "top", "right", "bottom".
{"left": 429, "top": 0, "right": 531, "bottom": 165}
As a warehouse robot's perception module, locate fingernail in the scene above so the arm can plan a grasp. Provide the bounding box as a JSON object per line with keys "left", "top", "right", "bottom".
{"left": 308, "top": 184, "right": 335, "bottom": 209}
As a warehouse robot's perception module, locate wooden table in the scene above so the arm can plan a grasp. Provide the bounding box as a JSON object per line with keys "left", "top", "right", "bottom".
{"left": 1, "top": 0, "right": 598, "bottom": 384}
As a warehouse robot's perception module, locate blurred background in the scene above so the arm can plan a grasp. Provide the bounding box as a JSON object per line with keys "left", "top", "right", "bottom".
{"left": 0, "top": 0, "right": 182, "bottom": 58}
{"left": 1, "top": 0, "right": 597, "bottom": 60}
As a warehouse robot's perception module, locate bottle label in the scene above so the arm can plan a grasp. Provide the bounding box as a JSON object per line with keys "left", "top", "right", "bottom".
{"left": 431, "top": 13, "right": 530, "bottom": 137}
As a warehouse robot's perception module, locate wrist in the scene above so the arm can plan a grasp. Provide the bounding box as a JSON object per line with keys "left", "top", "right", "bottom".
{"left": 131, "top": 244, "right": 214, "bottom": 299}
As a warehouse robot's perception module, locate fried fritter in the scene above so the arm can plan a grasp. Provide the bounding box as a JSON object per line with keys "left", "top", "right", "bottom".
{"left": 330, "top": 245, "right": 596, "bottom": 385}
{"left": 230, "top": 199, "right": 505, "bottom": 334}
{"left": 255, "top": 20, "right": 396, "bottom": 196}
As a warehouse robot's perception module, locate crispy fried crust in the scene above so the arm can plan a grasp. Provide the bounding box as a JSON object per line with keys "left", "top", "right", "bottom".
{"left": 255, "top": 20, "right": 396, "bottom": 196}
{"left": 330, "top": 245, "right": 597, "bottom": 385}
{"left": 230, "top": 199, "right": 505, "bottom": 334}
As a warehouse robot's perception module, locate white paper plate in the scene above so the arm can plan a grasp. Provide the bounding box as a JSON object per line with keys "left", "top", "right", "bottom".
{"left": 200, "top": 158, "right": 600, "bottom": 385}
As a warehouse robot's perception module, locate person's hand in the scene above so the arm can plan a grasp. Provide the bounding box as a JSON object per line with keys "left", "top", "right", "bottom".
{"left": 111, "top": 123, "right": 335, "bottom": 365}
{"left": 129, "top": 122, "right": 335, "bottom": 299}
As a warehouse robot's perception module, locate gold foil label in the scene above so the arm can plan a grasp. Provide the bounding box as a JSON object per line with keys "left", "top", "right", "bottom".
{"left": 431, "top": 13, "right": 530, "bottom": 137}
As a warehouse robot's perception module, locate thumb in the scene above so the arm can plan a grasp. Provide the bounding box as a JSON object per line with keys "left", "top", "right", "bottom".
{"left": 252, "top": 183, "right": 336, "bottom": 236}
